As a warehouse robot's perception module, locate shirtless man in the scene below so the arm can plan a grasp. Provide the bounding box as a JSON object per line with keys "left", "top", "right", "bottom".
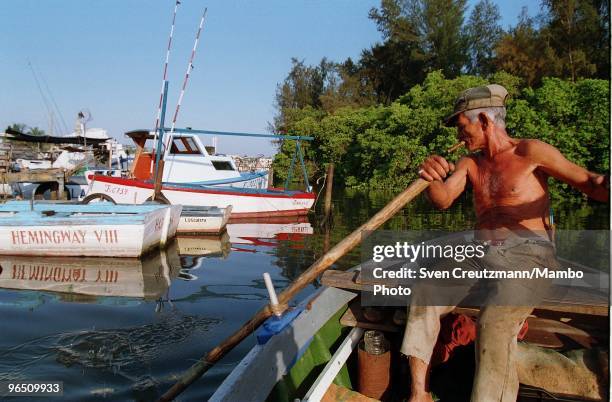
{"left": 403, "top": 84, "right": 609, "bottom": 402}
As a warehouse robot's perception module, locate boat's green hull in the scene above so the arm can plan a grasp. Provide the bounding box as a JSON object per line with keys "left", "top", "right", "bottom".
{"left": 268, "top": 305, "right": 351, "bottom": 402}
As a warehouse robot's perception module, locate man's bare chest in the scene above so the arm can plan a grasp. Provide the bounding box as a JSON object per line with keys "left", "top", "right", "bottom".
{"left": 468, "top": 155, "right": 543, "bottom": 202}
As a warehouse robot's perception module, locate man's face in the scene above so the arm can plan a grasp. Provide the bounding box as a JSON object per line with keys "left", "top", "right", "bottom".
{"left": 455, "top": 113, "right": 485, "bottom": 151}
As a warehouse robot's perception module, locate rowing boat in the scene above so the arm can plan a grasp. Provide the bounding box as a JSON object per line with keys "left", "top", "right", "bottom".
{"left": 0, "top": 201, "right": 182, "bottom": 257}
{"left": 211, "top": 258, "right": 609, "bottom": 402}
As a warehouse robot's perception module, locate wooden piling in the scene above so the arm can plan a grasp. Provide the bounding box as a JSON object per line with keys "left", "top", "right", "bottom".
{"left": 153, "top": 160, "right": 165, "bottom": 200}
{"left": 323, "top": 163, "right": 334, "bottom": 222}
{"left": 267, "top": 167, "right": 274, "bottom": 189}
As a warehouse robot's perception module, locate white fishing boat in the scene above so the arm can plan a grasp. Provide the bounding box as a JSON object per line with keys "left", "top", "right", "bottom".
{"left": 0, "top": 201, "right": 182, "bottom": 257}
{"left": 83, "top": 128, "right": 315, "bottom": 218}
{"left": 84, "top": 175, "right": 314, "bottom": 218}
{"left": 118, "top": 130, "right": 270, "bottom": 189}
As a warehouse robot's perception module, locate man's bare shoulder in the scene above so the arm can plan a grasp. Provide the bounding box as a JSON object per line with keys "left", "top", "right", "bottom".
{"left": 515, "top": 139, "right": 559, "bottom": 163}
{"left": 456, "top": 154, "right": 478, "bottom": 171}
{"left": 455, "top": 154, "right": 478, "bottom": 174}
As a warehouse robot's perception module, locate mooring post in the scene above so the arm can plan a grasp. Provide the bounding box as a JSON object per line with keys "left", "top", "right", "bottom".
{"left": 323, "top": 222, "right": 331, "bottom": 254}
{"left": 108, "top": 145, "right": 112, "bottom": 170}
{"left": 263, "top": 272, "right": 282, "bottom": 318}
{"left": 267, "top": 167, "right": 274, "bottom": 189}
{"left": 323, "top": 163, "right": 334, "bottom": 222}
{"left": 55, "top": 174, "right": 66, "bottom": 201}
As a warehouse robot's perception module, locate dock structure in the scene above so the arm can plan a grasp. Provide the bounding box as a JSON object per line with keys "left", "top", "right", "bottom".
{"left": 1, "top": 168, "right": 69, "bottom": 199}
{"left": 0, "top": 129, "right": 111, "bottom": 200}
{"left": 0, "top": 158, "right": 92, "bottom": 200}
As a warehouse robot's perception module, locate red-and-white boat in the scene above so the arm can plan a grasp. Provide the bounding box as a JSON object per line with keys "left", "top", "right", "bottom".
{"left": 84, "top": 130, "right": 315, "bottom": 218}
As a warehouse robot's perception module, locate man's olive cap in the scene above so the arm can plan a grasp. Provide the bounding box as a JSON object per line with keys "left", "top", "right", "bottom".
{"left": 444, "top": 84, "right": 509, "bottom": 127}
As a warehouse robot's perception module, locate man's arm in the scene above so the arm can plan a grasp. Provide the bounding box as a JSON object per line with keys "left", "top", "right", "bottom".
{"left": 522, "top": 140, "right": 609, "bottom": 202}
{"left": 419, "top": 156, "right": 471, "bottom": 209}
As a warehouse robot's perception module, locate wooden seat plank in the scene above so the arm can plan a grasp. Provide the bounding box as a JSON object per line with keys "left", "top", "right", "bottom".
{"left": 322, "top": 270, "right": 609, "bottom": 317}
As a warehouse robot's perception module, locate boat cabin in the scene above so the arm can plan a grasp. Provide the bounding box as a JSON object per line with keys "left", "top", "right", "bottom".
{"left": 127, "top": 130, "right": 241, "bottom": 183}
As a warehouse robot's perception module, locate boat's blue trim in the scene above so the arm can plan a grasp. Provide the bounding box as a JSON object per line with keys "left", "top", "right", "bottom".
{"left": 2, "top": 213, "right": 149, "bottom": 225}
{"left": 0, "top": 201, "right": 172, "bottom": 225}
{"left": 189, "top": 171, "right": 267, "bottom": 186}
{"left": 0, "top": 201, "right": 169, "bottom": 213}
{"left": 160, "top": 181, "right": 306, "bottom": 196}
{"left": 163, "top": 127, "right": 314, "bottom": 141}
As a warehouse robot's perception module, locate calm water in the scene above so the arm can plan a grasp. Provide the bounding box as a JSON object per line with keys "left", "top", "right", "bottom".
{"left": 0, "top": 190, "right": 608, "bottom": 401}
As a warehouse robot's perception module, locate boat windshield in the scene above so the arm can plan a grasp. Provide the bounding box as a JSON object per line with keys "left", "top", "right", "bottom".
{"left": 169, "top": 137, "right": 202, "bottom": 155}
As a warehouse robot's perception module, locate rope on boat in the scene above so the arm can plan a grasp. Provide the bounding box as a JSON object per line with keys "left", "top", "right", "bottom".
{"left": 151, "top": 0, "right": 181, "bottom": 174}
{"left": 312, "top": 172, "right": 327, "bottom": 211}
{"left": 162, "top": 7, "right": 208, "bottom": 154}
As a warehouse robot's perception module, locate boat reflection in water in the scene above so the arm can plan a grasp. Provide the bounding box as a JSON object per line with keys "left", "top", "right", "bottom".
{"left": 0, "top": 232, "right": 237, "bottom": 299}
{"left": 0, "top": 242, "right": 183, "bottom": 302}
{"left": 0, "top": 216, "right": 313, "bottom": 302}
{"left": 176, "top": 232, "right": 231, "bottom": 259}
{"left": 226, "top": 216, "right": 314, "bottom": 252}
{"left": 175, "top": 233, "right": 231, "bottom": 282}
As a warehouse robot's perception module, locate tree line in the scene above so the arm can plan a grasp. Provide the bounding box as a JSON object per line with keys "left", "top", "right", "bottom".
{"left": 272, "top": 0, "right": 610, "bottom": 203}
{"left": 6, "top": 123, "right": 46, "bottom": 136}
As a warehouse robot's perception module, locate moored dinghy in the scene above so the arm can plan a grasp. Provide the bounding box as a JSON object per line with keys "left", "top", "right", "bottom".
{"left": 0, "top": 201, "right": 182, "bottom": 257}
{"left": 177, "top": 205, "right": 231, "bottom": 235}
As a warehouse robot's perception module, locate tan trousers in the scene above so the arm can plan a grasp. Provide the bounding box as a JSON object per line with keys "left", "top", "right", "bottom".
{"left": 400, "top": 240, "right": 559, "bottom": 402}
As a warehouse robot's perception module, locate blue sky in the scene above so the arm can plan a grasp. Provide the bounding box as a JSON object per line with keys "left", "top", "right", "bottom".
{"left": 0, "top": 1, "right": 534, "bottom": 156}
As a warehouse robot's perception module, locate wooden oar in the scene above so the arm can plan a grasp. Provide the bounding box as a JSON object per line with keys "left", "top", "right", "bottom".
{"left": 158, "top": 141, "right": 465, "bottom": 402}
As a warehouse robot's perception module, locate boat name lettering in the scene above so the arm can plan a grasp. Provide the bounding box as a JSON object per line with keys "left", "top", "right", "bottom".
{"left": 10, "top": 229, "right": 119, "bottom": 245}
{"left": 104, "top": 184, "right": 129, "bottom": 196}
{"left": 11, "top": 230, "right": 87, "bottom": 245}
{"left": 11, "top": 264, "right": 119, "bottom": 283}
{"left": 94, "top": 229, "right": 119, "bottom": 244}
{"left": 184, "top": 218, "right": 207, "bottom": 223}
{"left": 95, "top": 269, "right": 119, "bottom": 283}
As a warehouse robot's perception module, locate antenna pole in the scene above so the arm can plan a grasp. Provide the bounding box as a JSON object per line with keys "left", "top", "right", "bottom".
{"left": 27, "top": 61, "right": 55, "bottom": 135}
{"left": 162, "top": 7, "right": 207, "bottom": 153}
{"left": 151, "top": 0, "right": 181, "bottom": 174}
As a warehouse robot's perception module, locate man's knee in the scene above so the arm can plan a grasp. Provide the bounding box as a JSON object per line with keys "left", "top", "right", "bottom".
{"left": 477, "top": 306, "right": 531, "bottom": 338}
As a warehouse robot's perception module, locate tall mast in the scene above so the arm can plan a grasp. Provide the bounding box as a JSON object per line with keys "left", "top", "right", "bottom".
{"left": 151, "top": 0, "right": 181, "bottom": 174}
{"left": 162, "top": 8, "right": 208, "bottom": 153}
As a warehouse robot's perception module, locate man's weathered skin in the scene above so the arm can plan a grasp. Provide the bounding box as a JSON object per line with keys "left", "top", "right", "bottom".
{"left": 419, "top": 112, "right": 609, "bottom": 237}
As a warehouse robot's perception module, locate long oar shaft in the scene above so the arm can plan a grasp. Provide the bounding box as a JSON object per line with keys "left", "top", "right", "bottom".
{"left": 158, "top": 142, "right": 464, "bottom": 402}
